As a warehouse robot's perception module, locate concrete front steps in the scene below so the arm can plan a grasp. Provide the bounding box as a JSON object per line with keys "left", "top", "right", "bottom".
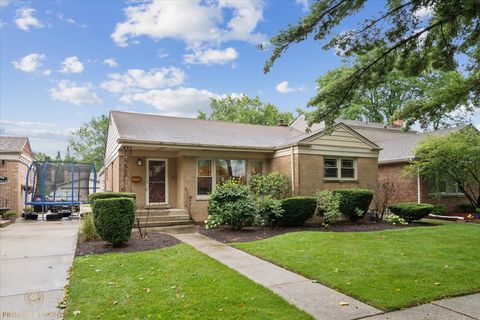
{"left": 134, "top": 207, "right": 195, "bottom": 233}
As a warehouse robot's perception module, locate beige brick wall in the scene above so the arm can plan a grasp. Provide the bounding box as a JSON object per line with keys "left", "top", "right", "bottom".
{"left": 298, "top": 155, "right": 378, "bottom": 195}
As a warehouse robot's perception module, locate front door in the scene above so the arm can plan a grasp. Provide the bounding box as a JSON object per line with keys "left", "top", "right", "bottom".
{"left": 147, "top": 159, "right": 168, "bottom": 205}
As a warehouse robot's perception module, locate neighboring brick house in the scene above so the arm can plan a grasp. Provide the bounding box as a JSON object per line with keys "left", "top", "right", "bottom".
{"left": 291, "top": 116, "right": 471, "bottom": 213}
{"left": 0, "top": 137, "right": 34, "bottom": 216}
{"left": 101, "top": 111, "right": 381, "bottom": 226}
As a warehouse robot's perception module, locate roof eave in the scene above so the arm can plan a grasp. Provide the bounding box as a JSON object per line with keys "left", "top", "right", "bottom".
{"left": 117, "top": 138, "right": 276, "bottom": 153}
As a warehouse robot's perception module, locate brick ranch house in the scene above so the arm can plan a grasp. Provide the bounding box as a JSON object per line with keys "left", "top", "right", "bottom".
{"left": 291, "top": 116, "right": 471, "bottom": 213}
{"left": 0, "top": 136, "right": 34, "bottom": 216}
{"left": 101, "top": 111, "right": 380, "bottom": 225}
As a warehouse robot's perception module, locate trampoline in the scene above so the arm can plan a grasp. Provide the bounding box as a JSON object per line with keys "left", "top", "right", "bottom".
{"left": 24, "top": 161, "right": 97, "bottom": 218}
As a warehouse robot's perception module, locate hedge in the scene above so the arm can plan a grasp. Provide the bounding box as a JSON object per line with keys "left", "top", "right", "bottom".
{"left": 89, "top": 192, "right": 136, "bottom": 207}
{"left": 277, "top": 197, "right": 317, "bottom": 227}
{"left": 93, "top": 197, "right": 135, "bottom": 247}
{"left": 388, "top": 202, "right": 434, "bottom": 222}
{"left": 333, "top": 189, "right": 374, "bottom": 222}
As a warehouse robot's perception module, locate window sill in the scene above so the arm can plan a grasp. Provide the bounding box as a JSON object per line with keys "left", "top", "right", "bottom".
{"left": 195, "top": 196, "right": 209, "bottom": 201}
{"left": 428, "top": 193, "right": 466, "bottom": 198}
{"left": 323, "top": 179, "right": 358, "bottom": 183}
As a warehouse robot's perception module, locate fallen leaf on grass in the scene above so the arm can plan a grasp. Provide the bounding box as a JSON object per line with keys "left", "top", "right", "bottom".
{"left": 145, "top": 288, "right": 151, "bottom": 293}
{"left": 73, "top": 310, "right": 81, "bottom": 316}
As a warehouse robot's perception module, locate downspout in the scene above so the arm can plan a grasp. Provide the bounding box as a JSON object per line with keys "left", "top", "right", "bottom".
{"left": 290, "top": 146, "right": 295, "bottom": 196}
{"left": 417, "top": 169, "right": 421, "bottom": 204}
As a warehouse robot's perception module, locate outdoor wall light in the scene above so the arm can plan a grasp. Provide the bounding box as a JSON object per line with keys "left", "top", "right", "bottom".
{"left": 137, "top": 159, "right": 143, "bottom": 166}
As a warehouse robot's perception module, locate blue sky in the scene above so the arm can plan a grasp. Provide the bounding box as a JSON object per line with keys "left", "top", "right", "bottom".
{"left": 1, "top": 0, "right": 479, "bottom": 155}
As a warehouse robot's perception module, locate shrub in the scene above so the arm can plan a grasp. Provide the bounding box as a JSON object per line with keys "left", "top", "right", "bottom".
{"left": 388, "top": 202, "right": 434, "bottom": 222}
{"left": 385, "top": 214, "right": 408, "bottom": 225}
{"left": 4, "top": 210, "right": 17, "bottom": 221}
{"left": 78, "top": 213, "right": 100, "bottom": 243}
{"left": 93, "top": 197, "right": 135, "bottom": 247}
{"left": 249, "top": 172, "right": 288, "bottom": 199}
{"left": 206, "top": 179, "right": 257, "bottom": 230}
{"left": 431, "top": 205, "right": 446, "bottom": 216}
{"left": 255, "top": 196, "right": 284, "bottom": 226}
{"left": 315, "top": 190, "right": 341, "bottom": 226}
{"left": 277, "top": 197, "right": 317, "bottom": 227}
{"left": 457, "top": 203, "right": 476, "bottom": 213}
{"left": 89, "top": 192, "right": 136, "bottom": 207}
{"left": 333, "top": 189, "right": 374, "bottom": 222}
{"left": 23, "top": 206, "right": 34, "bottom": 213}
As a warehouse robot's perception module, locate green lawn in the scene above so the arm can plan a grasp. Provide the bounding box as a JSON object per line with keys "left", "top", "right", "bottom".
{"left": 233, "top": 221, "right": 480, "bottom": 311}
{"left": 65, "top": 244, "right": 312, "bottom": 319}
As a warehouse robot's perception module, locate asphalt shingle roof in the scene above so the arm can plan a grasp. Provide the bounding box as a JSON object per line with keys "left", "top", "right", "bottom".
{"left": 111, "top": 111, "right": 305, "bottom": 149}
{"left": 0, "top": 136, "right": 28, "bottom": 153}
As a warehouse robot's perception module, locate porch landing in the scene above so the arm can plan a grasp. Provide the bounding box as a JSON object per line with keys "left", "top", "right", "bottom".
{"left": 134, "top": 207, "right": 195, "bottom": 233}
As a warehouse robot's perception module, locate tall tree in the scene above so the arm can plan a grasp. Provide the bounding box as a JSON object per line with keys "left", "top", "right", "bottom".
{"left": 68, "top": 115, "right": 108, "bottom": 170}
{"left": 316, "top": 63, "right": 472, "bottom": 129}
{"left": 33, "top": 152, "right": 52, "bottom": 161}
{"left": 263, "top": 0, "right": 480, "bottom": 128}
{"left": 198, "top": 95, "right": 294, "bottom": 126}
{"left": 408, "top": 126, "right": 480, "bottom": 208}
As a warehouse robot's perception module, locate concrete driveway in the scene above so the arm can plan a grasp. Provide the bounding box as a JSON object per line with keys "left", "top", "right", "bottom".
{"left": 0, "top": 220, "right": 79, "bottom": 320}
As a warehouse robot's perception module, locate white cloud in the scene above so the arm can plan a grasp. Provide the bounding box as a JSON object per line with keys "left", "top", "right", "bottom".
{"left": 0, "top": 119, "right": 74, "bottom": 155}
{"left": 43, "top": 69, "right": 51, "bottom": 76}
{"left": 111, "top": 0, "right": 265, "bottom": 48}
{"left": 184, "top": 47, "right": 238, "bottom": 65}
{"left": 60, "top": 56, "right": 84, "bottom": 73}
{"left": 157, "top": 49, "right": 169, "bottom": 59}
{"left": 12, "top": 53, "right": 45, "bottom": 72}
{"left": 57, "top": 12, "right": 88, "bottom": 28}
{"left": 101, "top": 67, "right": 185, "bottom": 93}
{"left": 14, "top": 7, "right": 44, "bottom": 31}
{"left": 119, "top": 87, "right": 225, "bottom": 117}
{"left": 275, "top": 81, "right": 305, "bottom": 94}
{"left": 414, "top": 6, "right": 434, "bottom": 19}
{"left": 295, "top": 0, "right": 309, "bottom": 11}
{"left": 103, "top": 58, "right": 118, "bottom": 68}
{"left": 49, "top": 80, "right": 102, "bottom": 106}
{"left": 1, "top": 0, "right": 10, "bottom": 8}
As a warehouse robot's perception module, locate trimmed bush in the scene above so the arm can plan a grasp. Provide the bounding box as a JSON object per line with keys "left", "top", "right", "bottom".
{"left": 206, "top": 179, "right": 257, "bottom": 230}
{"left": 89, "top": 192, "right": 136, "bottom": 207}
{"left": 255, "top": 196, "right": 284, "bottom": 226}
{"left": 431, "top": 205, "right": 446, "bottom": 216}
{"left": 388, "top": 202, "right": 434, "bottom": 222}
{"left": 333, "top": 189, "right": 374, "bottom": 222}
{"left": 277, "top": 197, "right": 317, "bottom": 227}
{"left": 93, "top": 197, "right": 135, "bottom": 247}
{"left": 250, "top": 172, "right": 289, "bottom": 199}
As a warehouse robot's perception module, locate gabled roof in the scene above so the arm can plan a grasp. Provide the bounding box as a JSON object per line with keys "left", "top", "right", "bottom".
{"left": 376, "top": 126, "right": 464, "bottom": 163}
{"left": 111, "top": 111, "right": 304, "bottom": 150}
{"left": 290, "top": 115, "right": 466, "bottom": 163}
{"left": 0, "top": 136, "right": 30, "bottom": 153}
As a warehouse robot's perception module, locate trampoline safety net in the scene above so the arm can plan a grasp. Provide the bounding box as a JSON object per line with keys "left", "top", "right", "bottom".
{"left": 25, "top": 161, "right": 97, "bottom": 206}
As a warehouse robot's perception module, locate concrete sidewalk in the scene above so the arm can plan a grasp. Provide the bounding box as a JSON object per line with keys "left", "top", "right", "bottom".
{"left": 172, "top": 232, "right": 382, "bottom": 320}
{"left": 0, "top": 220, "right": 79, "bottom": 320}
{"left": 365, "top": 293, "right": 480, "bottom": 320}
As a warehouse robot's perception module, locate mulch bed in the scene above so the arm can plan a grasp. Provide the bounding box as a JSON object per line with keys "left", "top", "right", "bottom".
{"left": 199, "top": 220, "right": 434, "bottom": 243}
{"left": 75, "top": 231, "right": 181, "bottom": 256}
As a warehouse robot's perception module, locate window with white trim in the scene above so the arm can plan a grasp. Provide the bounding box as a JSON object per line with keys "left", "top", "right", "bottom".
{"left": 428, "top": 175, "right": 463, "bottom": 195}
{"left": 197, "top": 159, "right": 212, "bottom": 195}
{"left": 196, "top": 159, "right": 265, "bottom": 197}
{"left": 324, "top": 157, "right": 356, "bottom": 180}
